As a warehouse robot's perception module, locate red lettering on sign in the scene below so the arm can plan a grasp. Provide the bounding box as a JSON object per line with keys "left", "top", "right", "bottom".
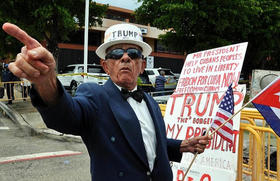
{"left": 180, "top": 94, "right": 195, "bottom": 117}
{"left": 170, "top": 94, "right": 184, "bottom": 115}
{"left": 185, "top": 126, "right": 207, "bottom": 139}
{"left": 196, "top": 93, "right": 211, "bottom": 116}
{"left": 207, "top": 130, "right": 239, "bottom": 153}
{"left": 166, "top": 123, "right": 183, "bottom": 139}
{"left": 185, "top": 126, "right": 194, "bottom": 139}
{"left": 166, "top": 124, "right": 175, "bottom": 138}
{"left": 233, "top": 91, "right": 244, "bottom": 106}
{"left": 200, "top": 174, "right": 211, "bottom": 181}
{"left": 176, "top": 169, "right": 184, "bottom": 181}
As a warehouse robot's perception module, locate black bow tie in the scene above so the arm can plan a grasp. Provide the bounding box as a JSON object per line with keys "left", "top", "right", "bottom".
{"left": 121, "top": 88, "right": 144, "bottom": 103}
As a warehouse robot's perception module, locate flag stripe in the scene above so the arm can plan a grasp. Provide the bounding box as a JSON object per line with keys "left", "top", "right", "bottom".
{"left": 212, "top": 120, "right": 233, "bottom": 134}
{"left": 214, "top": 114, "right": 232, "bottom": 125}
{"left": 214, "top": 116, "right": 233, "bottom": 128}
{"left": 216, "top": 109, "right": 232, "bottom": 119}
{"left": 215, "top": 112, "right": 229, "bottom": 121}
{"left": 212, "top": 124, "right": 233, "bottom": 139}
{"left": 253, "top": 103, "right": 280, "bottom": 137}
{"left": 271, "top": 107, "right": 280, "bottom": 119}
{"left": 220, "top": 134, "right": 233, "bottom": 144}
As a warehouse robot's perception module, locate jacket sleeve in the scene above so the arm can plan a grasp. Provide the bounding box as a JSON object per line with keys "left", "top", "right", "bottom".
{"left": 30, "top": 80, "right": 96, "bottom": 135}
{"left": 167, "top": 138, "right": 183, "bottom": 162}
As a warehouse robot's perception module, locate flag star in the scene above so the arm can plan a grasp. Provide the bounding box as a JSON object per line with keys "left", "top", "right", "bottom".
{"left": 274, "top": 92, "right": 280, "bottom": 103}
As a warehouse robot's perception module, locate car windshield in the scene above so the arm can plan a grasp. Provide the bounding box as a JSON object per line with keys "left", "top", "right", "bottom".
{"left": 88, "top": 66, "right": 106, "bottom": 74}
{"left": 146, "top": 70, "right": 155, "bottom": 75}
{"left": 61, "top": 66, "right": 75, "bottom": 74}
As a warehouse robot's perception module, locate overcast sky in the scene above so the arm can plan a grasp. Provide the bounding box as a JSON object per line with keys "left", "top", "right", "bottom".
{"left": 93, "top": 0, "right": 142, "bottom": 10}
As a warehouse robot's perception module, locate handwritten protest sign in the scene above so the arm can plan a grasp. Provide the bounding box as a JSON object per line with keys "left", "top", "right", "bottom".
{"left": 175, "top": 42, "right": 248, "bottom": 94}
{"left": 165, "top": 43, "right": 248, "bottom": 180}
{"left": 165, "top": 85, "right": 246, "bottom": 180}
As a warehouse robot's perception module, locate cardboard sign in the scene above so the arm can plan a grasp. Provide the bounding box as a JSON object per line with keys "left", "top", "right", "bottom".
{"left": 165, "top": 85, "right": 246, "bottom": 180}
{"left": 165, "top": 43, "right": 248, "bottom": 180}
{"left": 175, "top": 42, "right": 248, "bottom": 94}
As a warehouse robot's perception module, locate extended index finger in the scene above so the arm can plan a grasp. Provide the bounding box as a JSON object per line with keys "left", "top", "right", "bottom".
{"left": 2, "top": 22, "right": 41, "bottom": 50}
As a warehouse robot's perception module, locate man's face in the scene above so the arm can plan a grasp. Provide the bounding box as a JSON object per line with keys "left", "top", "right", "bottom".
{"left": 101, "top": 44, "right": 146, "bottom": 90}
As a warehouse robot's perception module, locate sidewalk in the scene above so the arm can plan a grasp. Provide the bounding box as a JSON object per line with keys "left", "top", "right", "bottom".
{"left": 8, "top": 100, "right": 37, "bottom": 114}
{"left": 0, "top": 100, "right": 46, "bottom": 132}
{"left": 8, "top": 100, "right": 47, "bottom": 129}
{"left": 0, "top": 100, "right": 81, "bottom": 141}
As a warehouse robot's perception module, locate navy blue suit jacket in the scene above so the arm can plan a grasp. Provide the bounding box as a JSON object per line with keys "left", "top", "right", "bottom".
{"left": 31, "top": 79, "right": 182, "bottom": 181}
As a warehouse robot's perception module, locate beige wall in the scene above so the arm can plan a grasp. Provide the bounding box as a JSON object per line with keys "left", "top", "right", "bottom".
{"left": 145, "top": 38, "right": 155, "bottom": 52}
{"left": 91, "top": 18, "right": 165, "bottom": 40}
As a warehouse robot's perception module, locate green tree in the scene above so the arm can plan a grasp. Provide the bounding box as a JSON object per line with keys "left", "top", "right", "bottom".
{"left": 246, "top": 0, "right": 280, "bottom": 71}
{"left": 0, "top": 0, "right": 107, "bottom": 60}
{"left": 135, "top": 0, "right": 280, "bottom": 77}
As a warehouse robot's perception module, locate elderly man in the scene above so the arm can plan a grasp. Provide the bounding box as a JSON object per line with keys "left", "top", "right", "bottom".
{"left": 3, "top": 23, "right": 211, "bottom": 181}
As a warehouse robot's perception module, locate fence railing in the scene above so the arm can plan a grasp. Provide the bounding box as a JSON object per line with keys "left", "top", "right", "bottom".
{"left": 0, "top": 81, "right": 31, "bottom": 103}
{"left": 239, "top": 109, "right": 280, "bottom": 181}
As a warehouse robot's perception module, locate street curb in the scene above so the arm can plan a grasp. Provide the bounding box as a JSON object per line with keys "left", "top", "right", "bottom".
{"left": 0, "top": 101, "right": 37, "bottom": 135}
{"left": 0, "top": 101, "right": 82, "bottom": 142}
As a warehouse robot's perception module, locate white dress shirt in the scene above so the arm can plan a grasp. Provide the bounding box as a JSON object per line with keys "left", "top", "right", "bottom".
{"left": 116, "top": 85, "right": 157, "bottom": 171}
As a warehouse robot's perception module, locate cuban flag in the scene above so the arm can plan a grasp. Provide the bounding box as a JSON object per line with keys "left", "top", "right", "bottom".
{"left": 252, "top": 76, "right": 280, "bottom": 137}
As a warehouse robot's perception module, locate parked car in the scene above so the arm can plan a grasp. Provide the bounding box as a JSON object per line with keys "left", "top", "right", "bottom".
{"left": 140, "top": 68, "right": 178, "bottom": 90}
{"left": 57, "top": 64, "right": 109, "bottom": 94}
{"left": 173, "top": 73, "right": 181, "bottom": 81}
{"left": 138, "top": 70, "right": 155, "bottom": 92}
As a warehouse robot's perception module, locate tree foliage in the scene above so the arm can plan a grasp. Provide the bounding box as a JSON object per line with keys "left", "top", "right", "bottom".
{"left": 0, "top": 0, "right": 107, "bottom": 59}
{"left": 135, "top": 0, "right": 280, "bottom": 76}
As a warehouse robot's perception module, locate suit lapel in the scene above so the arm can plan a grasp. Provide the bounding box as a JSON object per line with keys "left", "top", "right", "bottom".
{"left": 104, "top": 79, "right": 149, "bottom": 169}
{"left": 143, "top": 93, "right": 165, "bottom": 158}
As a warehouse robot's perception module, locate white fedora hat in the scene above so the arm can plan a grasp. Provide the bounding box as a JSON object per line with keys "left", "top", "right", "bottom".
{"left": 96, "top": 23, "right": 152, "bottom": 59}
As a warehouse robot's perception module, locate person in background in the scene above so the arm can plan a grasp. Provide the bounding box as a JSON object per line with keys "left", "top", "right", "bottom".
{"left": 21, "top": 78, "right": 31, "bottom": 100}
{"left": 2, "top": 63, "right": 17, "bottom": 104}
{"left": 3, "top": 22, "right": 211, "bottom": 181}
{"left": 155, "top": 70, "right": 171, "bottom": 96}
{"left": 155, "top": 70, "right": 167, "bottom": 92}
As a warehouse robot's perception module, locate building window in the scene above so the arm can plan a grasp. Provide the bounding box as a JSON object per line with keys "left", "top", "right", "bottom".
{"left": 65, "top": 30, "right": 101, "bottom": 46}
{"left": 105, "top": 11, "right": 135, "bottom": 22}
{"left": 155, "top": 39, "right": 183, "bottom": 55}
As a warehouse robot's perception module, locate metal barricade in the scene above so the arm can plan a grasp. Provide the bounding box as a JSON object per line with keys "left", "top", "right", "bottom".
{"left": 239, "top": 109, "right": 280, "bottom": 181}
{"left": 0, "top": 81, "right": 31, "bottom": 102}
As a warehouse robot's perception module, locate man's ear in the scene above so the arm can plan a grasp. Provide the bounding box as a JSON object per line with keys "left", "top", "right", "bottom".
{"left": 100, "top": 59, "right": 110, "bottom": 75}
{"left": 140, "top": 59, "right": 146, "bottom": 74}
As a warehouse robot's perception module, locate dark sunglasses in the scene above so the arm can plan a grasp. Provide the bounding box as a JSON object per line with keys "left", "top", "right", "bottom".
{"left": 105, "top": 48, "right": 143, "bottom": 60}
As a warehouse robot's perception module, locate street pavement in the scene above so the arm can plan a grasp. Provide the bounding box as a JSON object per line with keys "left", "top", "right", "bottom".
{"left": 0, "top": 99, "right": 81, "bottom": 140}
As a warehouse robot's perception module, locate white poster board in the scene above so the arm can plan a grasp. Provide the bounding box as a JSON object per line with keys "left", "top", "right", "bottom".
{"left": 175, "top": 42, "right": 248, "bottom": 94}
{"left": 164, "top": 42, "right": 248, "bottom": 180}
{"left": 165, "top": 86, "right": 246, "bottom": 180}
